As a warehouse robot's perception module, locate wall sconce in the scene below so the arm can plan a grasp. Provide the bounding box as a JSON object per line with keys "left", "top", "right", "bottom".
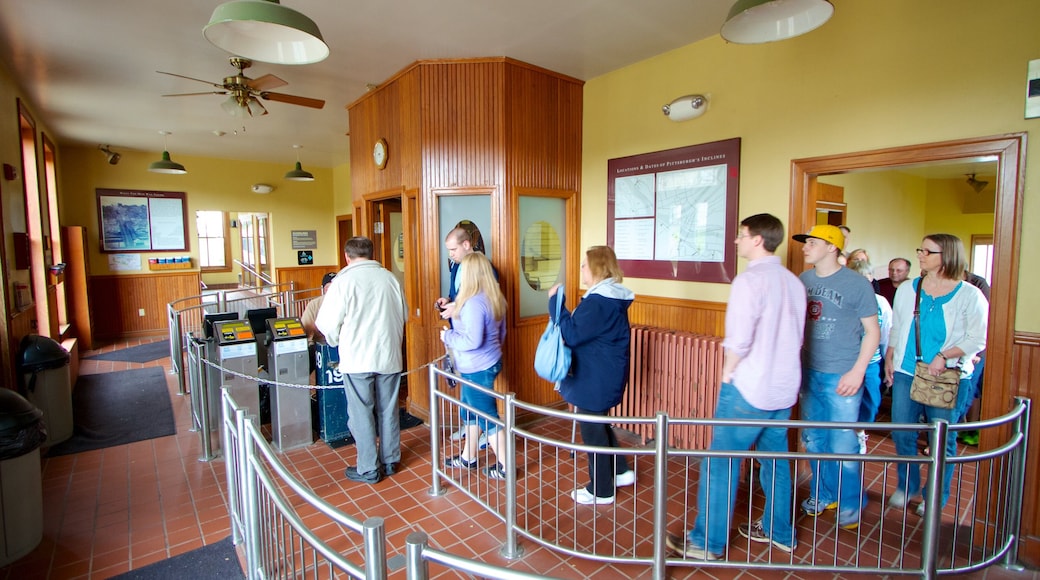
{"left": 251, "top": 183, "right": 275, "bottom": 194}
{"left": 98, "top": 145, "right": 121, "bottom": 165}
{"left": 662, "top": 94, "right": 708, "bottom": 122}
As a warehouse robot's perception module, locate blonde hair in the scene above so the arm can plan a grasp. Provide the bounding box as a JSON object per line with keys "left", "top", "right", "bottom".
{"left": 585, "top": 245, "right": 623, "bottom": 283}
{"left": 453, "top": 253, "right": 506, "bottom": 321}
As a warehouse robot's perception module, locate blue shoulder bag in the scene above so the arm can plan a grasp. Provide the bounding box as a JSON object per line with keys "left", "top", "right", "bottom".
{"left": 534, "top": 289, "right": 572, "bottom": 383}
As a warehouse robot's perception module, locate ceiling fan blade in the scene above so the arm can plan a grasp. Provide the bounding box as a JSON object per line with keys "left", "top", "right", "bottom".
{"left": 260, "top": 92, "right": 325, "bottom": 109}
{"left": 162, "top": 91, "right": 228, "bottom": 97}
{"left": 247, "top": 74, "right": 288, "bottom": 92}
{"left": 156, "top": 70, "right": 222, "bottom": 88}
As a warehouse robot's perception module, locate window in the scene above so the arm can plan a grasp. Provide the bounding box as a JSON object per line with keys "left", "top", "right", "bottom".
{"left": 970, "top": 234, "right": 993, "bottom": 283}
{"left": 196, "top": 210, "right": 230, "bottom": 271}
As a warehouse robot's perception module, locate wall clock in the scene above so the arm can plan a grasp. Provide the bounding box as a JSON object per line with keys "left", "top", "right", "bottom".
{"left": 373, "top": 138, "right": 388, "bottom": 169}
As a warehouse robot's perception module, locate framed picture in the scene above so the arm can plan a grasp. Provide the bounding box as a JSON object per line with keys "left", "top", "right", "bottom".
{"left": 606, "top": 138, "right": 740, "bottom": 284}
{"left": 97, "top": 188, "right": 187, "bottom": 253}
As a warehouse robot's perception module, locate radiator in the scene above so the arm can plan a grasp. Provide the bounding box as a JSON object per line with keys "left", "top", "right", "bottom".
{"left": 613, "top": 326, "right": 724, "bottom": 449}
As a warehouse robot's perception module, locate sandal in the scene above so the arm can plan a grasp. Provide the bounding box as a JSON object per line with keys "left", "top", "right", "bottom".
{"left": 445, "top": 455, "right": 477, "bottom": 469}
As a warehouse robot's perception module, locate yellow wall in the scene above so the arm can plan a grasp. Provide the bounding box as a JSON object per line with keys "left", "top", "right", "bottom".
{"left": 58, "top": 147, "right": 339, "bottom": 277}
{"left": 582, "top": 0, "right": 1040, "bottom": 330}
{"left": 332, "top": 161, "right": 354, "bottom": 217}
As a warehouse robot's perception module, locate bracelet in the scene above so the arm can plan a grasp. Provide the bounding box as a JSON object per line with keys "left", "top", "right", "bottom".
{"left": 937, "top": 352, "right": 948, "bottom": 361}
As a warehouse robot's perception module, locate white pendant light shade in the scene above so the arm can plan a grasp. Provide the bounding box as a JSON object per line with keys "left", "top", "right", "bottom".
{"left": 204, "top": 0, "right": 329, "bottom": 65}
{"left": 721, "top": 0, "right": 833, "bottom": 44}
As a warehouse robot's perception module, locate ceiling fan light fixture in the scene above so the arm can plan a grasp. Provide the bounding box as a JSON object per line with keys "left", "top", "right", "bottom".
{"left": 221, "top": 95, "right": 248, "bottom": 117}
{"left": 284, "top": 144, "right": 314, "bottom": 181}
{"left": 204, "top": 0, "right": 329, "bottom": 66}
{"left": 148, "top": 131, "right": 187, "bottom": 174}
{"left": 721, "top": 0, "right": 834, "bottom": 44}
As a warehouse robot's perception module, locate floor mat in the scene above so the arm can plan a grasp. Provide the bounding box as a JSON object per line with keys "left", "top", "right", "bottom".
{"left": 45, "top": 367, "right": 176, "bottom": 457}
{"left": 109, "top": 536, "right": 243, "bottom": 580}
{"left": 83, "top": 340, "right": 171, "bottom": 363}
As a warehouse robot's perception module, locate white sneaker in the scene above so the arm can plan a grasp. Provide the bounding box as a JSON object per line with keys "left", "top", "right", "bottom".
{"left": 450, "top": 427, "right": 465, "bottom": 441}
{"left": 915, "top": 502, "right": 926, "bottom": 517}
{"left": 888, "top": 489, "right": 908, "bottom": 508}
{"left": 857, "top": 430, "right": 868, "bottom": 454}
{"left": 477, "top": 432, "right": 488, "bottom": 450}
{"left": 615, "top": 470, "right": 636, "bottom": 487}
{"left": 571, "top": 487, "right": 614, "bottom": 505}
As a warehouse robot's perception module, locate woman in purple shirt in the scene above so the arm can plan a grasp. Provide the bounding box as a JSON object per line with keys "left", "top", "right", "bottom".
{"left": 440, "top": 252, "right": 509, "bottom": 479}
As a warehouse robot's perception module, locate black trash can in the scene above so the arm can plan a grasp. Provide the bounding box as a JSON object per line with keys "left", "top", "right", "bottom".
{"left": 18, "top": 335, "right": 72, "bottom": 445}
{"left": 0, "top": 388, "right": 46, "bottom": 566}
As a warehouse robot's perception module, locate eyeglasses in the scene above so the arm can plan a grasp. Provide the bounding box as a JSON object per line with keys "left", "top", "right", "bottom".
{"left": 734, "top": 233, "right": 752, "bottom": 240}
{"left": 916, "top": 248, "right": 942, "bottom": 256}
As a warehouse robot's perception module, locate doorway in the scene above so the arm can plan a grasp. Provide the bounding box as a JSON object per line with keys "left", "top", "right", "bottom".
{"left": 238, "top": 212, "right": 270, "bottom": 286}
{"left": 788, "top": 134, "right": 1025, "bottom": 433}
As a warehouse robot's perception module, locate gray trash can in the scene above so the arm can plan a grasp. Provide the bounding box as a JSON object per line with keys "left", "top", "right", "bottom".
{"left": 18, "top": 335, "right": 72, "bottom": 445}
{"left": 0, "top": 388, "right": 46, "bottom": 566}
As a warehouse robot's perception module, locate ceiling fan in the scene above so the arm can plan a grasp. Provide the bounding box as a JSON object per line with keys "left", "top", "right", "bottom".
{"left": 158, "top": 56, "right": 325, "bottom": 117}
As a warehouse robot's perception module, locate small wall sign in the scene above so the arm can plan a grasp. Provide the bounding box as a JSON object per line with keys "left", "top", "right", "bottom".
{"left": 298, "top": 251, "right": 313, "bottom": 265}
{"left": 291, "top": 230, "right": 317, "bottom": 249}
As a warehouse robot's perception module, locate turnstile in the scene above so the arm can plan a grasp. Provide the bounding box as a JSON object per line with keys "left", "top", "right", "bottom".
{"left": 266, "top": 318, "right": 311, "bottom": 451}
{"left": 212, "top": 320, "right": 261, "bottom": 422}
{"left": 315, "top": 343, "right": 350, "bottom": 445}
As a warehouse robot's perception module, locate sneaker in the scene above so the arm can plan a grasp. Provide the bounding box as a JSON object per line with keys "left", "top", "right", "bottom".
{"left": 571, "top": 487, "right": 614, "bottom": 505}
{"left": 444, "top": 455, "right": 478, "bottom": 469}
{"left": 888, "top": 489, "right": 908, "bottom": 508}
{"left": 615, "top": 470, "right": 636, "bottom": 487}
{"left": 345, "top": 466, "right": 382, "bottom": 485}
{"left": 958, "top": 430, "right": 979, "bottom": 446}
{"left": 837, "top": 510, "right": 860, "bottom": 530}
{"left": 857, "top": 430, "right": 869, "bottom": 454}
{"left": 450, "top": 427, "right": 466, "bottom": 441}
{"left": 383, "top": 462, "right": 400, "bottom": 476}
{"left": 737, "top": 520, "right": 794, "bottom": 553}
{"left": 484, "top": 463, "right": 506, "bottom": 480}
{"left": 915, "top": 502, "right": 926, "bottom": 517}
{"left": 801, "top": 496, "right": 837, "bottom": 516}
{"left": 477, "top": 432, "right": 488, "bottom": 450}
{"left": 665, "top": 534, "right": 718, "bottom": 560}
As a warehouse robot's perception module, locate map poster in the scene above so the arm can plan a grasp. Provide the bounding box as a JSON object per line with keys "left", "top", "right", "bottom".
{"left": 606, "top": 138, "right": 740, "bottom": 284}
{"left": 97, "top": 188, "right": 187, "bottom": 253}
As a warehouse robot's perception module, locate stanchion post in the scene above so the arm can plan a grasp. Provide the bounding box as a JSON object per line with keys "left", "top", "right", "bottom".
{"left": 362, "top": 517, "right": 387, "bottom": 580}
{"left": 1001, "top": 398, "right": 1030, "bottom": 572}
{"left": 405, "top": 531, "right": 429, "bottom": 580}
{"left": 652, "top": 412, "right": 670, "bottom": 580}
{"left": 500, "top": 392, "right": 523, "bottom": 559}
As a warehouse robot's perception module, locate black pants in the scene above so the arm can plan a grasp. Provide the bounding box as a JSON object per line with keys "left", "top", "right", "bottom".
{"left": 576, "top": 407, "right": 630, "bottom": 498}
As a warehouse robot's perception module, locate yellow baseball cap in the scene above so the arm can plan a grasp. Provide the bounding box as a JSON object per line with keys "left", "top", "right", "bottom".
{"left": 792, "top": 224, "right": 845, "bottom": 252}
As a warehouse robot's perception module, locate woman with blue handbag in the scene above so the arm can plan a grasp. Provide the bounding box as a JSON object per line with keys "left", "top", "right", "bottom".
{"left": 549, "top": 245, "right": 635, "bottom": 505}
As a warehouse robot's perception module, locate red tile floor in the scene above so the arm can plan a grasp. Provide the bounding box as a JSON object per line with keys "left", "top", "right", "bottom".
{"left": 1, "top": 338, "right": 1036, "bottom": 579}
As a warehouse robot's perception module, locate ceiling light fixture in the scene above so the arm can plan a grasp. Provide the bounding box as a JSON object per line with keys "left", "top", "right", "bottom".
{"left": 966, "top": 173, "right": 989, "bottom": 193}
{"left": 148, "top": 131, "right": 187, "bottom": 174}
{"left": 221, "top": 93, "right": 268, "bottom": 118}
{"left": 284, "top": 144, "right": 314, "bottom": 181}
{"left": 662, "top": 94, "right": 708, "bottom": 122}
{"left": 721, "top": 0, "right": 834, "bottom": 44}
{"left": 98, "top": 144, "right": 121, "bottom": 165}
{"left": 203, "top": 0, "right": 329, "bottom": 66}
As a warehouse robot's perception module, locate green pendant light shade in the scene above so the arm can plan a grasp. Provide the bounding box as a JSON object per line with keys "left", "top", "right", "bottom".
{"left": 284, "top": 144, "right": 314, "bottom": 181}
{"left": 204, "top": 0, "right": 329, "bottom": 65}
{"left": 148, "top": 131, "right": 187, "bottom": 174}
{"left": 721, "top": 0, "right": 833, "bottom": 44}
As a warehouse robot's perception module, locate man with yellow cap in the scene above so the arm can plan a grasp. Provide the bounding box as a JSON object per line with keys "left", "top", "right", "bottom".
{"left": 792, "top": 225, "right": 880, "bottom": 531}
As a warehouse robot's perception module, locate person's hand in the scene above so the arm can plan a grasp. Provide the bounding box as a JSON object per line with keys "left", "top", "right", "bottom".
{"left": 836, "top": 369, "right": 865, "bottom": 397}
{"left": 439, "top": 327, "right": 447, "bottom": 342}
{"left": 548, "top": 283, "right": 561, "bottom": 297}
{"left": 440, "top": 303, "right": 456, "bottom": 319}
{"left": 884, "top": 359, "right": 894, "bottom": 387}
{"left": 928, "top": 355, "right": 946, "bottom": 376}
{"left": 434, "top": 297, "right": 448, "bottom": 309}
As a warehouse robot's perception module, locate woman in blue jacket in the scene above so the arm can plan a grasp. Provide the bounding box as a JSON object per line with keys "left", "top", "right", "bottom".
{"left": 548, "top": 245, "right": 635, "bottom": 505}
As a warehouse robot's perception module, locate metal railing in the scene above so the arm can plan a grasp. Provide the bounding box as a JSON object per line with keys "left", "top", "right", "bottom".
{"left": 428, "top": 364, "right": 1030, "bottom": 579}
{"left": 198, "top": 354, "right": 1029, "bottom": 579}
{"left": 234, "top": 259, "right": 276, "bottom": 288}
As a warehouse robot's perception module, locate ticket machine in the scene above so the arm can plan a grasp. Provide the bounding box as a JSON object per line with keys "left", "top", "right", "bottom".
{"left": 212, "top": 319, "right": 261, "bottom": 422}
{"left": 266, "top": 317, "right": 311, "bottom": 451}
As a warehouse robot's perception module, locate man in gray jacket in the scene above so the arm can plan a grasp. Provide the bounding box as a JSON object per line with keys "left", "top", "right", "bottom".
{"left": 316, "top": 236, "right": 407, "bottom": 484}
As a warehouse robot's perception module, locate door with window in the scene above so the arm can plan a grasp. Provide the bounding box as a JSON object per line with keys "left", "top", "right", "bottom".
{"left": 239, "top": 213, "right": 270, "bottom": 287}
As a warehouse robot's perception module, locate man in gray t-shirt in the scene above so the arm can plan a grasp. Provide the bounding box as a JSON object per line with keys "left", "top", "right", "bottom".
{"left": 792, "top": 225, "right": 880, "bottom": 531}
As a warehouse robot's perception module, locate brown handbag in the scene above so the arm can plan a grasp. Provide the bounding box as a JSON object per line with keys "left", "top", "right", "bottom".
{"left": 908, "top": 276, "right": 960, "bottom": 409}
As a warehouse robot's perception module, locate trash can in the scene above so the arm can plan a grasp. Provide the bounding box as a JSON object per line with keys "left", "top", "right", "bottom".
{"left": 18, "top": 335, "right": 72, "bottom": 445}
{"left": 0, "top": 388, "right": 46, "bottom": 566}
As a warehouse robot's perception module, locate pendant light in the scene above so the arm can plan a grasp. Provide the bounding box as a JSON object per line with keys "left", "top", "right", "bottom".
{"left": 148, "top": 131, "right": 187, "bottom": 174}
{"left": 721, "top": 0, "right": 833, "bottom": 44}
{"left": 284, "top": 144, "right": 314, "bottom": 182}
{"left": 203, "top": 0, "right": 329, "bottom": 66}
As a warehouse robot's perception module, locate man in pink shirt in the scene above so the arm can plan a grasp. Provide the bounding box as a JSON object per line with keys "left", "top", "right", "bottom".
{"left": 669, "top": 213, "right": 807, "bottom": 560}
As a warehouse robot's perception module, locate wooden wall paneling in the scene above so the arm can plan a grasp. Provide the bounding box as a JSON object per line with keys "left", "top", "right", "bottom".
{"left": 628, "top": 296, "right": 727, "bottom": 337}
{"left": 1010, "top": 332, "right": 1040, "bottom": 567}
{"left": 90, "top": 272, "right": 200, "bottom": 338}
{"left": 61, "top": 226, "right": 92, "bottom": 350}
{"left": 275, "top": 265, "right": 338, "bottom": 295}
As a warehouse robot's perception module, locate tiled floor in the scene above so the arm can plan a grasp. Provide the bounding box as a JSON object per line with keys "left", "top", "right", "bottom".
{"left": 1, "top": 338, "right": 1037, "bottom": 579}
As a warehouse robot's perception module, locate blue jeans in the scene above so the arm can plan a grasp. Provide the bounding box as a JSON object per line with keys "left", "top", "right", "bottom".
{"left": 459, "top": 360, "right": 503, "bottom": 435}
{"left": 889, "top": 371, "right": 973, "bottom": 506}
{"left": 800, "top": 369, "right": 863, "bottom": 520}
{"left": 858, "top": 360, "right": 882, "bottom": 423}
{"left": 688, "top": 382, "right": 794, "bottom": 554}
